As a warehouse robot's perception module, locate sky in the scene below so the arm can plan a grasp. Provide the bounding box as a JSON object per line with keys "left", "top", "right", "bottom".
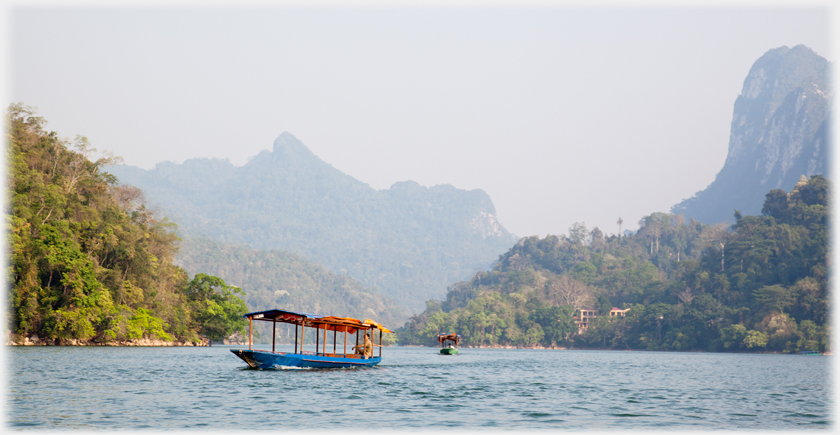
{"left": 5, "top": 1, "right": 834, "bottom": 239}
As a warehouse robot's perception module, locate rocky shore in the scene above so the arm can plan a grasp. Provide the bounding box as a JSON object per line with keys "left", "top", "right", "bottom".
{"left": 5, "top": 332, "right": 210, "bottom": 347}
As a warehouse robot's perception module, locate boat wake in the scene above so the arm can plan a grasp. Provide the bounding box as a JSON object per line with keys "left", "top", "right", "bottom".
{"left": 271, "top": 365, "right": 313, "bottom": 370}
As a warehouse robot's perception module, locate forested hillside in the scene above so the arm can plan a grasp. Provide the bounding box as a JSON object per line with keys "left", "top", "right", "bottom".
{"left": 400, "top": 175, "right": 830, "bottom": 353}
{"left": 6, "top": 104, "right": 247, "bottom": 344}
{"left": 108, "top": 133, "right": 516, "bottom": 312}
{"left": 176, "top": 237, "right": 407, "bottom": 332}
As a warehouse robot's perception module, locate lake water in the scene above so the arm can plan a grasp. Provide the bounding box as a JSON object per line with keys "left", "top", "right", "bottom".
{"left": 6, "top": 345, "right": 833, "bottom": 430}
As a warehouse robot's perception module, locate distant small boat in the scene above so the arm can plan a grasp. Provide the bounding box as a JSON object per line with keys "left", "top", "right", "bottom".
{"left": 437, "top": 333, "right": 461, "bottom": 355}
{"left": 231, "top": 309, "right": 392, "bottom": 369}
{"left": 799, "top": 350, "right": 820, "bottom": 355}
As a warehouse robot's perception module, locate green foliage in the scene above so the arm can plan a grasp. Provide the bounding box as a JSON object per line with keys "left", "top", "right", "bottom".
{"left": 185, "top": 274, "right": 247, "bottom": 341}
{"left": 530, "top": 304, "right": 576, "bottom": 344}
{"left": 753, "top": 285, "right": 795, "bottom": 315}
{"left": 398, "top": 176, "right": 830, "bottom": 353}
{"left": 720, "top": 323, "right": 747, "bottom": 350}
{"left": 126, "top": 308, "right": 172, "bottom": 341}
{"left": 403, "top": 289, "right": 578, "bottom": 348}
{"left": 7, "top": 104, "right": 247, "bottom": 344}
{"left": 743, "top": 330, "right": 768, "bottom": 349}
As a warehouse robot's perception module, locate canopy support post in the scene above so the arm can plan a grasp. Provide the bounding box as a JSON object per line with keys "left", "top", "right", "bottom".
{"left": 272, "top": 319, "right": 276, "bottom": 353}
{"left": 248, "top": 317, "right": 252, "bottom": 350}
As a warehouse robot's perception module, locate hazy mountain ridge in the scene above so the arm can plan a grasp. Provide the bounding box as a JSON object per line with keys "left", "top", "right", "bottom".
{"left": 672, "top": 45, "right": 831, "bottom": 223}
{"left": 109, "top": 132, "right": 517, "bottom": 312}
{"left": 175, "top": 238, "right": 407, "bottom": 328}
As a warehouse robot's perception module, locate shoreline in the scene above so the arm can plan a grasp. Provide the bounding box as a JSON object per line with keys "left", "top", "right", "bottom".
{"left": 6, "top": 336, "right": 210, "bottom": 347}
{"left": 7, "top": 337, "right": 829, "bottom": 354}
{"left": 396, "top": 345, "right": 829, "bottom": 354}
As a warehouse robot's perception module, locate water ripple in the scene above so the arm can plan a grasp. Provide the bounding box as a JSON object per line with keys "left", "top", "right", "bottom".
{"left": 7, "top": 346, "right": 832, "bottom": 430}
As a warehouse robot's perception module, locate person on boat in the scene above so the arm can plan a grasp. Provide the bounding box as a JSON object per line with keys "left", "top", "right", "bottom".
{"left": 353, "top": 332, "right": 373, "bottom": 358}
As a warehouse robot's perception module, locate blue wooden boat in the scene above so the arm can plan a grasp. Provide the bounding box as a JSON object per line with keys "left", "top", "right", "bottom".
{"left": 231, "top": 308, "right": 392, "bottom": 369}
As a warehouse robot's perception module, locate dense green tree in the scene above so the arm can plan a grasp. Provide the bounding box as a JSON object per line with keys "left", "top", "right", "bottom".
{"left": 184, "top": 274, "right": 248, "bottom": 341}
{"left": 530, "top": 303, "right": 576, "bottom": 345}
{"left": 7, "top": 104, "right": 247, "bottom": 344}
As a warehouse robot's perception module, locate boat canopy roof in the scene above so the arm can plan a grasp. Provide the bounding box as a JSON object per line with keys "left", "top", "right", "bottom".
{"left": 437, "top": 333, "right": 460, "bottom": 343}
{"left": 363, "top": 319, "right": 393, "bottom": 333}
{"left": 244, "top": 309, "right": 393, "bottom": 333}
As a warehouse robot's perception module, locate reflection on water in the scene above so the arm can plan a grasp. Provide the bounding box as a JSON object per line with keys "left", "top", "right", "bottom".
{"left": 7, "top": 345, "right": 832, "bottom": 430}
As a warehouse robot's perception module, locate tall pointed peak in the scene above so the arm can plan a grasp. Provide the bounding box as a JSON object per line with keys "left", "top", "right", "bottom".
{"left": 273, "top": 132, "right": 311, "bottom": 154}
{"left": 739, "top": 45, "right": 829, "bottom": 103}
{"left": 262, "top": 132, "right": 326, "bottom": 169}
{"left": 671, "top": 46, "right": 830, "bottom": 224}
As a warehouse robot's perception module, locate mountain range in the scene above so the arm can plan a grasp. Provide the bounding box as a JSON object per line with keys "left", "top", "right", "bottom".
{"left": 108, "top": 134, "right": 517, "bottom": 313}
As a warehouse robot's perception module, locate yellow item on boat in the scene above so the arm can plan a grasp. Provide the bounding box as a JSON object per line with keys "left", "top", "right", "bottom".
{"left": 363, "top": 319, "right": 393, "bottom": 333}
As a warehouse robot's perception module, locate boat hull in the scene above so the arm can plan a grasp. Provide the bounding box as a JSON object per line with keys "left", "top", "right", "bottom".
{"left": 440, "top": 348, "right": 458, "bottom": 355}
{"left": 231, "top": 349, "right": 381, "bottom": 369}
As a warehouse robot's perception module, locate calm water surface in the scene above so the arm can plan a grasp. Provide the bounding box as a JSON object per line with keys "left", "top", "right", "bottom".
{"left": 6, "top": 345, "right": 832, "bottom": 430}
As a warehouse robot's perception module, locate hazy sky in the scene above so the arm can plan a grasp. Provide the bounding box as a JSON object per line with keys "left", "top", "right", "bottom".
{"left": 8, "top": 3, "right": 833, "bottom": 239}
